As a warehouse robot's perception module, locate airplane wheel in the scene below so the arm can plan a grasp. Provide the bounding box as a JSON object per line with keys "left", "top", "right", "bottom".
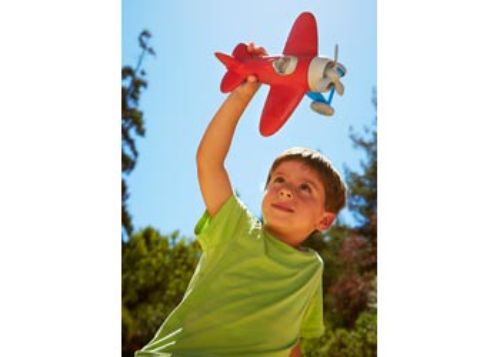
{"left": 310, "top": 101, "right": 334, "bottom": 116}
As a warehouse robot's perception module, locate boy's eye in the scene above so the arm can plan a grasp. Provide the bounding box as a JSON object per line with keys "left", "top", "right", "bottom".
{"left": 273, "top": 176, "right": 285, "bottom": 183}
{"left": 299, "top": 183, "right": 312, "bottom": 193}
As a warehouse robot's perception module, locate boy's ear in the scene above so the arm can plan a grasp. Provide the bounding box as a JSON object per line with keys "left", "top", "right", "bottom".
{"left": 316, "top": 212, "right": 336, "bottom": 231}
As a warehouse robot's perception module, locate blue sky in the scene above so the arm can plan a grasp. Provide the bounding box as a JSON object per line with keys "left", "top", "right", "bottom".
{"left": 122, "top": 0, "right": 376, "bottom": 238}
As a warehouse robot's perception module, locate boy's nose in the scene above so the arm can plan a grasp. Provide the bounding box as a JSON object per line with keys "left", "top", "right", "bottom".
{"left": 279, "top": 187, "right": 293, "bottom": 199}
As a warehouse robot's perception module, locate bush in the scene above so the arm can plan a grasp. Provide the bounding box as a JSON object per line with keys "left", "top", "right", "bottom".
{"left": 302, "top": 310, "right": 377, "bottom": 357}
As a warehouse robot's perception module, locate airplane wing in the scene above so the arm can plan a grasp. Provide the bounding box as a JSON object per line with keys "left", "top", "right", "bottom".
{"left": 283, "top": 12, "right": 318, "bottom": 56}
{"left": 260, "top": 85, "right": 306, "bottom": 136}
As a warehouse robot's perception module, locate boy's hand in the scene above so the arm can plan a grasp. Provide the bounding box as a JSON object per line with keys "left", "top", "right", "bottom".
{"left": 247, "top": 42, "right": 268, "bottom": 57}
{"left": 234, "top": 42, "right": 268, "bottom": 98}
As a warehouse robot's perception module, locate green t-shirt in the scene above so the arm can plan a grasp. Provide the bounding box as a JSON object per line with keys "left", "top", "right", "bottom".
{"left": 136, "top": 195, "right": 324, "bottom": 356}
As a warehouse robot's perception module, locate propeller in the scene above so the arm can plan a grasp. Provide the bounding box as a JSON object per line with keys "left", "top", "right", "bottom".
{"left": 325, "top": 44, "right": 345, "bottom": 96}
{"left": 307, "top": 44, "right": 346, "bottom": 117}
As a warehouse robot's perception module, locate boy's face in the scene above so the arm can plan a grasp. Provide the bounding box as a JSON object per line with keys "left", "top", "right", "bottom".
{"left": 261, "top": 160, "right": 335, "bottom": 247}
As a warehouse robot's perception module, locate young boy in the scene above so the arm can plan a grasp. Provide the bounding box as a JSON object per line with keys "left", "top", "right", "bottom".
{"left": 135, "top": 44, "right": 347, "bottom": 357}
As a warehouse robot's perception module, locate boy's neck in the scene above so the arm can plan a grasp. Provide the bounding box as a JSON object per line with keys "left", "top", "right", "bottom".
{"left": 264, "top": 225, "right": 307, "bottom": 250}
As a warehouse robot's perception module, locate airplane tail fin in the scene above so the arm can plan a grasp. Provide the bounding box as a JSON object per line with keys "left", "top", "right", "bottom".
{"left": 214, "top": 52, "right": 239, "bottom": 69}
{"left": 215, "top": 48, "right": 247, "bottom": 93}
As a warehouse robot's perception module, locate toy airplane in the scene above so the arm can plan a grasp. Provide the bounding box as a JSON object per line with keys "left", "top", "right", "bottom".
{"left": 215, "top": 12, "right": 347, "bottom": 136}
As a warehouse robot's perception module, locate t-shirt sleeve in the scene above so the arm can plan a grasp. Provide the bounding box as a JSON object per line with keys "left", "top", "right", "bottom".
{"left": 194, "top": 194, "right": 251, "bottom": 252}
{"left": 299, "top": 275, "right": 325, "bottom": 339}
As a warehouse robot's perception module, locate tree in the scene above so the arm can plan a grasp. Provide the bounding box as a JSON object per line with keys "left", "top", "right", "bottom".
{"left": 302, "top": 310, "right": 377, "bottom": 357}
{"left": 345, "top": 90, "right": 377, "bottom": 244}
{"left": 122, "top": 30, "right": 155, "bottom": 238}
{"left": 122, "top": 227, "right": 201, "bottom": 356}
{"left": 302, "top": 90, "right": 377, "bottom": 354}
{"left": 330, "top": 90, "right": 377, "bottom": 325}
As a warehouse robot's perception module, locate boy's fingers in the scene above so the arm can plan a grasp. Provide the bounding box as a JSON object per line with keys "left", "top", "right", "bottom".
{"left": 246, "top": 42, "right": 267, "bottom": 56}
{"left": 246, "top": 75, "right": 257, "bottom": 83}
{"left": 255, "top": 46, "right": 268, "bottom": 56}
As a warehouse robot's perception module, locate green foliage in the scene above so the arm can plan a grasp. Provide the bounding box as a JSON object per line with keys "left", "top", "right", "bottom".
{"left": 122, "top": 30, "right": 155, "bottom": 238}
{"left": 328, "top": 310, "right": 377, "bottom": 357}
{"left": 302, "top": 310, "right": 377, "bottom": 356}
{"left": 122, "top": 227, "right": 201, "bottom": 356}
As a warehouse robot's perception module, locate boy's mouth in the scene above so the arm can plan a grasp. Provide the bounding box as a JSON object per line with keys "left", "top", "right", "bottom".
{"left": 271, "top": 203, "right": 294, "bottom": 213}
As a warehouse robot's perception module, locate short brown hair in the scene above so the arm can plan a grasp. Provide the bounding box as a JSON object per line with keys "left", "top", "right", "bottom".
{"left": 265, "top": 147, "right": 347, "bottom": 214}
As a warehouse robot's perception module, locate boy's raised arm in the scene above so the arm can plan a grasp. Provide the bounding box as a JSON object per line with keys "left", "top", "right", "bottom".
{"left": 197, "top": 43, "right": 266, "bottom": 217}
{"left": 196, "top": 78, "right": 260, "bottom": 217}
